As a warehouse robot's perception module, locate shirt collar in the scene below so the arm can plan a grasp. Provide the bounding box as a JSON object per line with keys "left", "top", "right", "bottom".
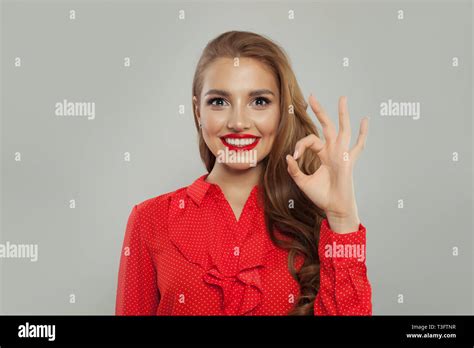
{"left": 186, "top": 174, "right": 212, "bottom": 206}
{"left": 186, "top": 174, "right": 261, "bottom": 207}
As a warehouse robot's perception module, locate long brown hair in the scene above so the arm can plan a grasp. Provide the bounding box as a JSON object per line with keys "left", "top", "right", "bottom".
{"left": 191, "top": 30, "right": 327, "bottom": 315}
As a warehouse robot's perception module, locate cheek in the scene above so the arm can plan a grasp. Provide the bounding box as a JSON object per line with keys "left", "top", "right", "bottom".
{"left": 201, "top": 113, "right": 227, "bottom": 148}
{"left": 202, "top": 112, "right": 226, "bottom": 133}
{"left": 255, "top": 109, "right": 280, "bottom": 143}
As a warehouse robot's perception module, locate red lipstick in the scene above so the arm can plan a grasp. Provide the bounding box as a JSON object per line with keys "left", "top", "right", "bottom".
{"left": 219, "top": 133, "right": 260, "bottom": 151}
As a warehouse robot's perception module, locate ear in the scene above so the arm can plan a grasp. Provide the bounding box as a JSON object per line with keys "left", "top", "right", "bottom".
{"left": 192, "top": 96, "right": 201, "bottom": 123}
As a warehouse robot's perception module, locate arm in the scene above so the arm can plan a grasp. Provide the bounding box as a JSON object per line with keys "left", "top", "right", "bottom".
{"left": 115, "top": 205, "right": 160, "bottom": 315}
{"left": 314, "top": 218, "right": 372, "bottom": 316}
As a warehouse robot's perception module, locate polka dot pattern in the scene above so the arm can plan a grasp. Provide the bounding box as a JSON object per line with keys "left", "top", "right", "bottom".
{"left": 115, "top": 174, "right": 372, "bottom": 316}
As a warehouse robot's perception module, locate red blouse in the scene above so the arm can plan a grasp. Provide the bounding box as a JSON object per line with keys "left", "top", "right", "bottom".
{"left": 115, "top": 174, "right": 372, "bottom": 316}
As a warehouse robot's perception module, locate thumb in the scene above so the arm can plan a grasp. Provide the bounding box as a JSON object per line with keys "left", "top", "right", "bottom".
{"left": 286, "top": 154, "right": 308, "bottom": 188}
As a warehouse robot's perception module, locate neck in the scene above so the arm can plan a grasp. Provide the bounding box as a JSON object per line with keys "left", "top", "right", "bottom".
{"left": 206, "top": 162, "right": 262, "bottom": 192}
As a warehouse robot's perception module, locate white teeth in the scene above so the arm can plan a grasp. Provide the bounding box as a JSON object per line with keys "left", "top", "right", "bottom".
{"left": 224, "top": 138, "right": 257, "bottom": 147}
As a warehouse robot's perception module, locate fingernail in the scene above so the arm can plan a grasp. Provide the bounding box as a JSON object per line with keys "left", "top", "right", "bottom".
{"left": 293, "top": 150, "right": 299, "bottom": 159}
{"left": 286, "top": 154, "right": 291, "bottom": 162}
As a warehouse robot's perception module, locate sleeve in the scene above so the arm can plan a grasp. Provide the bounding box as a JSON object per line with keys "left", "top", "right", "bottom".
{"left": 115, "top": 205, "right": 160, "bottom": 315}
{"left": 314, "top": 218, "right": 372, "bottom": 316}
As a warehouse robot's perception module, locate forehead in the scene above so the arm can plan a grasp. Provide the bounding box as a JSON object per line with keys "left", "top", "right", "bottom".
{"left": 201, "top": 57, "right": 279, "bottom": 95}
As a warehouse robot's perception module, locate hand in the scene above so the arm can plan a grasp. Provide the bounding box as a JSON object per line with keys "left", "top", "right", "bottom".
{"left": 286, "top": 94, "right": 369, "bottom": 233}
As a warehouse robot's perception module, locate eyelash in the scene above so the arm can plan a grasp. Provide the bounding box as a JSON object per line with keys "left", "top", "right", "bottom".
{"left": 207, "top": 97, "right": 271, "bottom": 108}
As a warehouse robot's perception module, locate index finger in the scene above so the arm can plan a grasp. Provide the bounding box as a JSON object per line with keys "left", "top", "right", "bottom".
{"left": 309, "top": 94, "right": 336, "bottom": 141}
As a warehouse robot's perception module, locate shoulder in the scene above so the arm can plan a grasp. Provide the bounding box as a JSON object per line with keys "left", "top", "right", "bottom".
{"left": 134, "top": 186, "right": 188, "bottom": 221}
{"left": 126, "top": 174, "right": 207, "bottom": 229}
{"left": 124, "top": 186, "right": 189, "bottom": 247}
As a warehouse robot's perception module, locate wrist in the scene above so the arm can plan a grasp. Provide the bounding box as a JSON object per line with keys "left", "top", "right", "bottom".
{"left": 326, "top": 212, "right": 360, "bottom": 234}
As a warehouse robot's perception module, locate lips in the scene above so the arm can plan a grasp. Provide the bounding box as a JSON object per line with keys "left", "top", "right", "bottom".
{"left": 219, "top": 134, "right": 260, "bottom": 151}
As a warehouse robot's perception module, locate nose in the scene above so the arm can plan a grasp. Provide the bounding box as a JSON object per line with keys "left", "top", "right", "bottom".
{"left": 227, "top": 102, "right": 251, "bottom": 131}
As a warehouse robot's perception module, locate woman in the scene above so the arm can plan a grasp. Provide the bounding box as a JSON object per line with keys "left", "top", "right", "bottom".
{"left": 115, "top": 30, "right": 371, "bottom": 316}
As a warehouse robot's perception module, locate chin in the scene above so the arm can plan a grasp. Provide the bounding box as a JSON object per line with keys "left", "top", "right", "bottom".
{"left": 223, "top": 162, "right": 259, "bottom": 171}
{"left": 214, "top": 146, "right": 261, "bottom": 170}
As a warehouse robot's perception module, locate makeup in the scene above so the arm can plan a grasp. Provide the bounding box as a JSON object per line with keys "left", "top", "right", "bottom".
{"left": 219, "top": 133, "right": 260, "bottom": 151}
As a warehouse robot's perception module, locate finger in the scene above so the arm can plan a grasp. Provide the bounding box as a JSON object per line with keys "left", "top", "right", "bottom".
{"left": 293, "top": 134, "right": 324, "bottom": 160}
{"left": 349, "top": 116, "right": 369, "bottom": 161}
{"left": 309, "top": 94, "right": 336, "bottom": 141}
{"left": 286, "top": 154, "right": 309, "bottom": 188}
{"left": 337, "top": 96, "right": 351, "bottom": 147}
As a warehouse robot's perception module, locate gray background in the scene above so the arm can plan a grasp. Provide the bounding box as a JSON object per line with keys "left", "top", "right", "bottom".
{"left": 1, "top": 0, "right": 472, "bottom": 314}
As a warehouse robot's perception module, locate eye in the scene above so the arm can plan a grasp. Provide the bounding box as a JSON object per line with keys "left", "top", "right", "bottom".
{"left": 207, "top": 97, "right": 228, "bottom": 107}
{"left": 252, "top": 97, "right": 271, "bottom": 108}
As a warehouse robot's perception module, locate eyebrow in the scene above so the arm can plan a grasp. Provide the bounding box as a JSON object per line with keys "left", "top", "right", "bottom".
{"left": 204, "top": 89, "right": 275, "bottom": 98}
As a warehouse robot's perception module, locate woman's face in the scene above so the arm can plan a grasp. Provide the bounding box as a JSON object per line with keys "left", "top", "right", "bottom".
{"left": 193, "top": 57, "right": 280, "bottom": 170}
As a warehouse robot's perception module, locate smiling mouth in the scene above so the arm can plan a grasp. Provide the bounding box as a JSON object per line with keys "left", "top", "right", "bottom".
{"left": 220, "top": 135, "right": 260, "bottom": 151}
